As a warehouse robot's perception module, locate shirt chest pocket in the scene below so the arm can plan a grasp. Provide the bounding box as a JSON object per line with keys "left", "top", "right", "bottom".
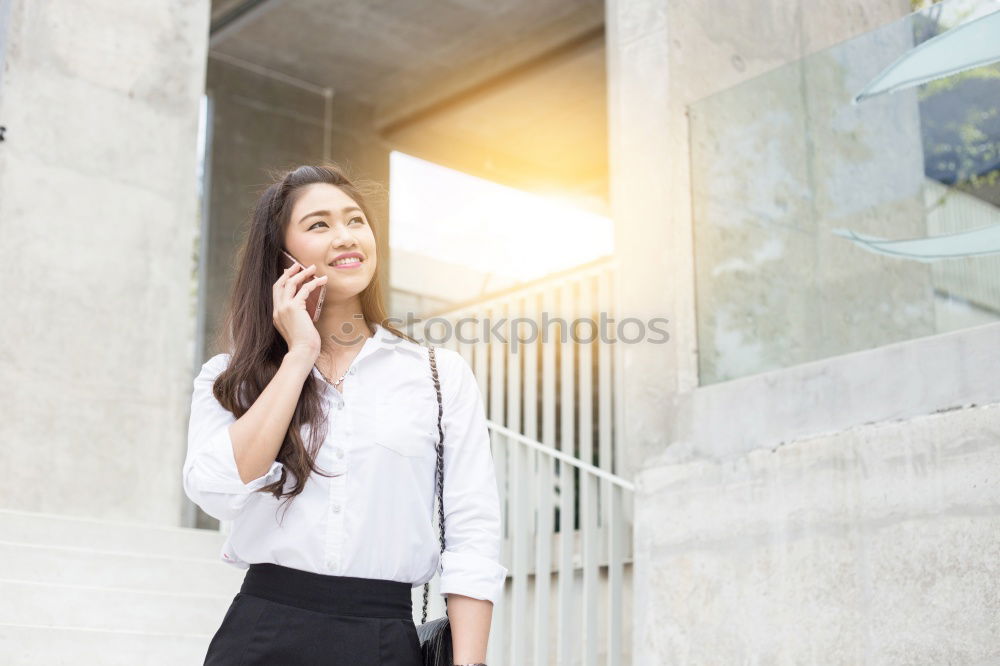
{"left": 374, "top": 394, "right": 440, "bottom": 457}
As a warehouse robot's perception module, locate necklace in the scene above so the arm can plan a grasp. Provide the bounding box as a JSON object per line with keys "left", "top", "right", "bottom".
{"left": 324, "top": 357, "right": 348, "bottom": 388}
{"left": 318, "top": 326, "right": 373, "bottom": 388}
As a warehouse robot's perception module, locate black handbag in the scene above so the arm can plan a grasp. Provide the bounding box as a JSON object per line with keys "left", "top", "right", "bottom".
{"left": 416, "top": 345, "right": 454, "bottom": 665}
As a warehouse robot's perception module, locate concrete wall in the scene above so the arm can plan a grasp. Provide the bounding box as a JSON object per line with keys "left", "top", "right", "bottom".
{"left": 0, "top": 0, "right": 210, "bottom": 524}
{"left": 605, "top": 0, "right": 1000, "bottom": 663}
{"left": 201, "top": 57, "right": 327, "bottom": 362}
{"left": 637, "top": 397, "right": 1000, "bottom": 663}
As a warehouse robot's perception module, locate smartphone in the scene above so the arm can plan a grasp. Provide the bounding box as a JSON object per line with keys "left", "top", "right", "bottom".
{"left": 280, "top": 250, "right": 326, "bottom": 322}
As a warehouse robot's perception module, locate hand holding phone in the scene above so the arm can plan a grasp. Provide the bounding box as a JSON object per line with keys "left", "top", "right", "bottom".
{"left": 272, "top": 256, "right": 326, "bottom": 356}
{"left": 279, "top": 250, "right": 326, "bottom": 322}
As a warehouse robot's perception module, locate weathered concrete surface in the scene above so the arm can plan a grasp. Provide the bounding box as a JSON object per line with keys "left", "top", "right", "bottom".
{"left": 635, "top": 402, "right": 1000, "bottom": 664}
{"left": 0, "top": 0, "right": 210, "bottom": 524}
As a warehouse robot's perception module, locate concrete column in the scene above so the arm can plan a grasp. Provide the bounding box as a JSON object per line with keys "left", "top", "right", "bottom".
{"left": 0, "top": 0, "right": 211, "bottom": 524}
{"left": 606, "top": 0, "right": 682, "bottom": 476}
{"left": 604, "top": 3, "right": 685, "bottom": 663}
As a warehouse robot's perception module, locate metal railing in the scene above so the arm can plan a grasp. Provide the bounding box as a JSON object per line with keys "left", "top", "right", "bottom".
{"left": 412, "top": 257, "right": 634, "bottom": 665}
{"left": 488, "top": 421, "right": 634, "bottom": 666}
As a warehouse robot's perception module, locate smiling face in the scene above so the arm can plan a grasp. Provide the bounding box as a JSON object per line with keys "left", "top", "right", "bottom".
{"left": 283, "top": 182, "right": 377, "bottom": 301}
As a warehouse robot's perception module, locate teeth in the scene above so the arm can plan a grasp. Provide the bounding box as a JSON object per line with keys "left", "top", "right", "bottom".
{"left": 332, "top": 257, "right": 360, "bottom": 266}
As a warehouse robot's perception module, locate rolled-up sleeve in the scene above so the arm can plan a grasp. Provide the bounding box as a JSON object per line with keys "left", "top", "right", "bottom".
{"left": 436, "top": 350, "right": 509, "bottom": 605}
{"left": 183, "top": 353, "right": 283, "bottom": 521}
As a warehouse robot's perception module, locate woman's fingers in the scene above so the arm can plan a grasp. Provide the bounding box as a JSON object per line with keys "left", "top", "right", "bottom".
{"left": 283, "top": 264, "right": 316, "bottom": 298}
{"left": 294, "top": 274, "right": 328, "bottom": 302}
{"left": 270, "top": 262, "right": 324, "bottom": 352}
{"left": 273, "top": 263, "right": 325, "bottom": 311}
{"left": 273, "top": 264, "right": 309, "bottom": 317}
{"left": 289, "top": 264, "right": 315, "bottom": 283}
{"left": 282, "top": 264, "right": 316, "bottom": 300}
{"left": 273, "top": 266, "right": 291, "bottom": 304}
{"left": 276, "top": 262, "right": 300, "bottom": 285}
{"left": 273, "top": 264, "right": 299, "bottom": 298}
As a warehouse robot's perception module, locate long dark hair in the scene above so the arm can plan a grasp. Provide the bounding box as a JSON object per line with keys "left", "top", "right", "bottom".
{"left": 208, "top": 163, "right": 417, "bottom": 519}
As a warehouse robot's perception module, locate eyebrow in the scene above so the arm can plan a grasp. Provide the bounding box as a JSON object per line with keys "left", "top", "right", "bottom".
{"left": 297, "top": 206, "right": 363, "bottom": 225}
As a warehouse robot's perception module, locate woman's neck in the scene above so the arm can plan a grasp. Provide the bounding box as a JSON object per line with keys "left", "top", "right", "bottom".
{"left": 314, "top": 303, "right": 371, "bottom": 352}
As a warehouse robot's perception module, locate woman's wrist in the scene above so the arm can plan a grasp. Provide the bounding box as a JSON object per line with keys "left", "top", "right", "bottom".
{"left": 285, "top": 345, "right": 318, "bottom": 366}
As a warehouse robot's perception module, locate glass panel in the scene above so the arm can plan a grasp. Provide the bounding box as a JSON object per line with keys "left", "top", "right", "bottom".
{"left": 689, "top": 0, "right": 1000, "bottom": 385}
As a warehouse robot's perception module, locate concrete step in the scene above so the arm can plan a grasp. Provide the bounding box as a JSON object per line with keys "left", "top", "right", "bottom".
{"left": 0, "top": 579, "right": 233, "bottom": 635}
{"left": 0, "top": 623, "right": 211, "bottom": 665}
{"left": 0, "top": 509, "right": 242, "bottom": 662}
{"left": 0, "top": 508, "right": 229, "bottom": 559}
{"left": 0, "top": 540, "right": 244, "bottom": 596}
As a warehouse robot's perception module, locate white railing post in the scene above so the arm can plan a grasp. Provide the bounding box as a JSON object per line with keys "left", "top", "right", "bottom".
{"left": 509, "top": 302, "right": 529, "bottom": 666}
{"left": 557, "top": 280, "right": 578, "bottom": 665}
{"left": 488, "top": 304, "right": 509, "bottom": 666}
{"left": 537, "top": 287, "right": 557, "bottom": 666}
{"left": 579, "top": 275, "right": 600, "bottom": 666}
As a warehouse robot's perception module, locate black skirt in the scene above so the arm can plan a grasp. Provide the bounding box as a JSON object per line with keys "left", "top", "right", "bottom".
{"left": 204, "top": 563, "right": 422, "bottom": 666}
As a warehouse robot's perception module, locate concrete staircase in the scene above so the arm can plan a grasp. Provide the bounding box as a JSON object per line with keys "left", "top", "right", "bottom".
{"left": 0, "top": 509, "right": 244, "bottom": 665}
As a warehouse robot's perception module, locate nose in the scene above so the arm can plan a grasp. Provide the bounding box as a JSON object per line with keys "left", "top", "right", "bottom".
{"left": 332, "top": 222, "right": 356, "bottom": 247}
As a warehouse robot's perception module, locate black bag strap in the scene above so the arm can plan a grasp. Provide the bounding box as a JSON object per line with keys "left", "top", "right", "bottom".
{"left": 422, "top": 345, "right": 447, "bottom": 624}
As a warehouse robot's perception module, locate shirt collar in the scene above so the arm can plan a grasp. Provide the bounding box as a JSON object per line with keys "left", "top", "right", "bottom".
{"left": 371, "top": 322, "right": 425, "bottom": 358}
{"left": 309, "top": 322, "right": 425, "bottom": 385}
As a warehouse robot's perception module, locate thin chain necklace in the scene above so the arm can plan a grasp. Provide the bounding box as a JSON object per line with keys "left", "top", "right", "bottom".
{"left": 323, "top": 357, "right": 348, "bottom": 389}
{"left": 320, "top": 326, "right": 373, "bottom": 389}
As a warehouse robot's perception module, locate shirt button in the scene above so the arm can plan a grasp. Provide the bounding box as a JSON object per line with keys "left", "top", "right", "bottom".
{"left": 332, "top": 504, "right": 341, "bottom": 512}
{"left": 336, "top": 402, "right": 344, "bottom": 410}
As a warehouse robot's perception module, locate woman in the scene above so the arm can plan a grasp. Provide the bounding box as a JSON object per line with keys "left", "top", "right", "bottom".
{"left": 183, "top": 164, "right": 506, "bottom": 665}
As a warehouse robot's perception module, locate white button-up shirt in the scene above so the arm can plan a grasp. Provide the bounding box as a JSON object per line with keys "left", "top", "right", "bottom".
{"left": 182, "top": 323, "right": 508, "bottom": 605}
